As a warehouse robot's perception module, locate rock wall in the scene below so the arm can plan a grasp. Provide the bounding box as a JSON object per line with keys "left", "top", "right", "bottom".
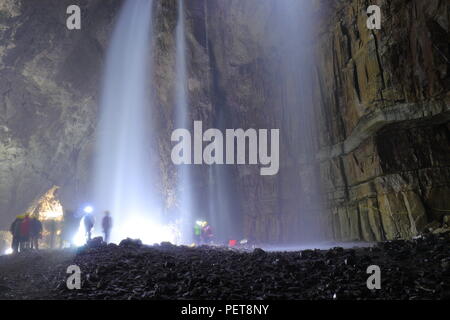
{"left": 203, "top": 0, "right": 328, "bottom": 243}
{"left": 314, "top": 0, "right": 450, "bottom": 241}
{"left": 0, "top": 0, "right": 124, "bottom": 228}
{"left": 0, "top": 0, "right": 448, "bottom": 243}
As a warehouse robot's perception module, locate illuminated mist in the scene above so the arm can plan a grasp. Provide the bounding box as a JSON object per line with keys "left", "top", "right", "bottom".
{"left": 73, "top": 0, "right": 323, "bottom": 247}
{"left": 272, "top": 0, "right": 325, "bottom": 243}
{"left": 89, "top": 0, "right": 174, "bottom": 244}
{"left": 174, "top": 0, "right": 194, "bottom": 244}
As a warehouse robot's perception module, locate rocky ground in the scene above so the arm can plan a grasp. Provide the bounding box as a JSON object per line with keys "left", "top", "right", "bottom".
{"left": 0, "top": 232, "right": 449, "bottom": 300}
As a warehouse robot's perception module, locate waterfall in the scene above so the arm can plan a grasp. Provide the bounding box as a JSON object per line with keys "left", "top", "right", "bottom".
{"left": 90, "top": 0, "right": 173, "bottom": 244}
{"left": 272, "top": 0, "right": 325, "bottom": 242}
{"left": 208, "top": 131, "right": 243, "bottom": 243}
{"left": 174, "top": 0, "right": 193, "bottom": 243}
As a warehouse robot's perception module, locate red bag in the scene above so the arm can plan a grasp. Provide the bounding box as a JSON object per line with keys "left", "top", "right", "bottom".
{"left": 228, "top": 239, "right": 237, "bottom": 247}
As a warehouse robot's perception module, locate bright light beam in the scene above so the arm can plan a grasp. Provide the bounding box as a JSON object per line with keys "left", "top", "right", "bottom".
{"left": 73, "top": 216, "right": 87, "bottom": 246}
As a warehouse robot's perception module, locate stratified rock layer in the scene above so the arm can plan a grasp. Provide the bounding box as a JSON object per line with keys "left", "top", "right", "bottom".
{"left": 314, "top": 0, "right": 450, "bottom": 241}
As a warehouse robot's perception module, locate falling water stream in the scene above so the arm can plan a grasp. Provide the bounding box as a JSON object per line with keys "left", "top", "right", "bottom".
{"left": 174, "top": 0, "right": 194, "bottom": 244}
{"left": 73, "top": 0, "right": 323, "bottom": 247}
{"left": 270, "top": 0, "right": 325, "bottom": 243}
{"left": 87, "top": 0, "right": 173, "bottom": 244}
{"left": 208, "top": 0, "right": 323, "bottom": 245}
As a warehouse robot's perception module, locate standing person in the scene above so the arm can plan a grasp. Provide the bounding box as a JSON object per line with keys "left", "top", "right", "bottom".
{"left": 30, "top": 216, "right": 43, "bottom": 250}
{"left": 61, "top": 209, "right": 80, "bottom": 248}
{"left": 20, "top": 214, "right": 31, "bottom": 251}
{"left": 201, "top": 221, "right": 213, "bottom": 244}
{"left": 194, "top": 221, "right": 202, "bottom": 244}
{"left": 84, "top": 212, "right": 95, "bottom": 242}
{"left": 102, "top": 211, "right": 112, "bottom": 243}
{"left": 48, "top": 219, "right": 57, "bottom": 249}
{"left": 10, "top": 216, "right": 23, "bottom": 253}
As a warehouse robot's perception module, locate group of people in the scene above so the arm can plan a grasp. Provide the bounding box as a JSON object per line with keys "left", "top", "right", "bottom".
{"left": 9, "top": 215, "right": 43, "bottom": 253}
{"left": 83, "top": 211, "right": 112, "bottom": 243}
{"left": 8, "top": 210, "right": 217, "bottom": 252}
{"left": 83, "top": 210, "right": 112, "bottom": 243}
{"left": 194, "top": 220, "right": 213, "bottom": 244}
{"left": 7, "top": 209, "right": 113, "bottom": 254}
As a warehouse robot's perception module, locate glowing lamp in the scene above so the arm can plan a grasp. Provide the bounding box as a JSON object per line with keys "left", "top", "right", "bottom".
{"left": 83, "top": 206, "right": 94, "bottom": 214}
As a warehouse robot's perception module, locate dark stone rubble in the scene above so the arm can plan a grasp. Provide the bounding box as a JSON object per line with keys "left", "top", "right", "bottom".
{"left": 0, "top": 233, "right": 449, "bottom": 300}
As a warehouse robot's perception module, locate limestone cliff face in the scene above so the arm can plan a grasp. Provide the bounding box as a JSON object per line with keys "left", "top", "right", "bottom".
{"left": 203, "top": 0, "right": 327, "bottom": 242}
{"left": 0, "top": 0, "right": 124, "bottom": 228}
{"left": 314, "top": 0, "right": 450, "bottom": 240}
{"left": 0, "top": 0, "right": 213, "bottom": 230}
{"left": 152, "top": 0, "right": 213, "bottom": 215}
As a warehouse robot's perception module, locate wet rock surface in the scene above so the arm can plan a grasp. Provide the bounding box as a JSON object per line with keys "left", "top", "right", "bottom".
{"left": 316, "top": 0, "right": 450, "bottom": 242}
{"left": 0, "top": 232, "right": 449, "bottom": 300}
{"left": 1, "top": 0, "right": 448, "bottom": 245}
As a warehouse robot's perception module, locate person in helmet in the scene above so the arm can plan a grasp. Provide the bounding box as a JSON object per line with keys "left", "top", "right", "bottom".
{"left": 84, "top": 212, "right": 95, "bottom": 242}
{"left": 10, "top": 215, "right": 24, "bottom": 253}
{"left": 102, "top": 211, "right": 112, "bottom": 243}
{"left": 201, "top": 221, "right": 213, "bottom": 245}
{"left": 30, "top": 215, "right": 43, "bottom": 250}
{"left": 19, "top": 214, "right": 31, "bottom": 250}
{"left": 194, "top": 221, "right": 202, "bottom": 244}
